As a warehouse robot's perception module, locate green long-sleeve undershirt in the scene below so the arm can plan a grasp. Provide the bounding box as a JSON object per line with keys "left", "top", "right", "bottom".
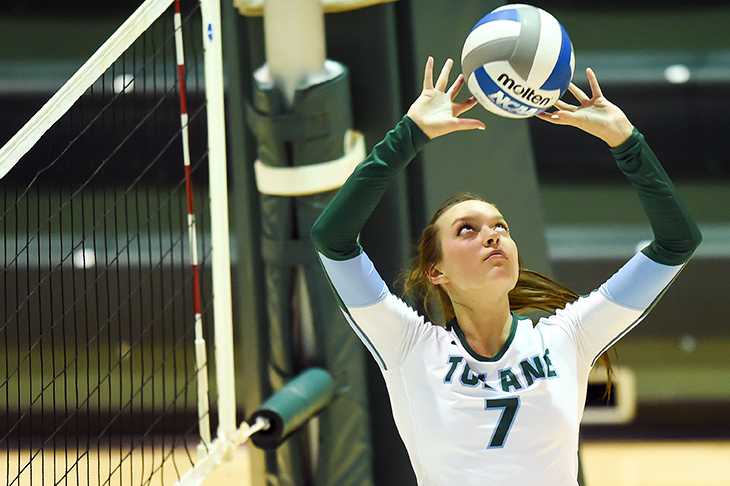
{"left": 312, "top": 115, "right": 429, "bottom": 261}
{"left": 311, "top": 116, "right": 702, "bottom": 266}
{"left": 611, "top": 127, "right": 702, "bottom": 265}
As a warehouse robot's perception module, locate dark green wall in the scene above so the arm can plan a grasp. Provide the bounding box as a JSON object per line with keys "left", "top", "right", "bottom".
{"left": 550, "top": 6, "right": 730, "bottom": 52}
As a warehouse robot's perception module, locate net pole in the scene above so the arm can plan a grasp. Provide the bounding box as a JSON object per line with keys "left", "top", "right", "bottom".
{"left": 252, "top": 2, "right": 375, "bottom": 484}
{"left": 0, "top": 0, "right": 175, "bottom": 181}
{"left": 173, "top": 0, "right": 212, "bottom": 448}
{"left": 263, "top": 0, "right": 326, "bottom": 106}
{"left": 199, "top": 0, "right": 237, "bottom": 439}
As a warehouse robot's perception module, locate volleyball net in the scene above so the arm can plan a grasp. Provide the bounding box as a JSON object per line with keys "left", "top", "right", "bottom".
{"left": 0, "top": 0, "right": 239, "bottom": 484}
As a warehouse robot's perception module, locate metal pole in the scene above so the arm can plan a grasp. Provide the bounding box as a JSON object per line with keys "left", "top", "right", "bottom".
{"left": 200, "top": 0, "right": 237, "bottom": 440}
{"left": 251, "top": 2, "right": 375, "bottom": 485}
{"left": 263, "top": 0, "right": 326, "bottom": 106}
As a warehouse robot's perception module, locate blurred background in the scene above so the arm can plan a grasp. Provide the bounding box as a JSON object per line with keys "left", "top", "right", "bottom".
{"left": 1, "top": 0, "right": 729, "bottom": 485}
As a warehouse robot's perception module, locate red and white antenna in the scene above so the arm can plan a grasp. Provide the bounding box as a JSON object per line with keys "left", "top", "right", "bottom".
{"left": 173, "top": 0, "right": 211, "bottom": 448}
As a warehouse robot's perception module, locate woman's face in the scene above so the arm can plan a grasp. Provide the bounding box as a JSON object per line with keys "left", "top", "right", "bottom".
{"left": 430, "top": 200, "right": 519, "bottom": 295}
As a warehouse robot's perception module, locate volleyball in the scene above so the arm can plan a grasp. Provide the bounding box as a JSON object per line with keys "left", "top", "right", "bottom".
{"left": 461, "top": 4, "right": 575, "bottom": 119}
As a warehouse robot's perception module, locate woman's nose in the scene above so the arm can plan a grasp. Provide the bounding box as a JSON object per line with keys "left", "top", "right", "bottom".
{"left": 484, "top": 229, "right": 500, "bottom": 247}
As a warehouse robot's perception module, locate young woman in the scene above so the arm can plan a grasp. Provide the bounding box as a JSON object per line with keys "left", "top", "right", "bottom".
{"left": 311, "top": 57, "right": 701, "bottom": 485}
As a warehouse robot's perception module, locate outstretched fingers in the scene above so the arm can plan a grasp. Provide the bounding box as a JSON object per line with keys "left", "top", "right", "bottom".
{"left": 409, "top": 56, "right": 487, "bottom": 138}
{"left": 451, "top": 111, "right": 486, "bottom": 132}
{"left": 567, "top": 68, "right": 603, "bottom": 104}
{"left": 435, "top": 58, "right": 454, "bottom": 92}
{"left": 453, "top": 96, "right": 480, "bottom": 117}
{"left": 423, "top": 57, "right": 462, "bottom": 96}
{"left": 586, "top": 67, "right": 603, "bottom": 99}
{"left": 448, "top": 73, "right": 466, "bottom": 100}
{"left": 422, "top": 56, "right": 435, "bottom": 91}
{"left": 553, "top": 100, "right": 576, "bottom": 112}
{"left": 535, "top": 104, "right": 579, "bottom": 124}
{"left": 567, "top": 82, "right": 589, "bottom": 104}
{"left": 535, "top": 110, "right": 560, "bottom": 124}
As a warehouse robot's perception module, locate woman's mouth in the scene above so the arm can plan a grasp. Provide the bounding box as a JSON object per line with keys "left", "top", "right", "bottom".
{"left": 485, "top": 250, "right": 505, "bottom": 260}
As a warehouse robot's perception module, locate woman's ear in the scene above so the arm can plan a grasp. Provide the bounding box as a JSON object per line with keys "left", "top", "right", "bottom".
{"left": 426, "top": 264, "right": 447, "bottom": 285}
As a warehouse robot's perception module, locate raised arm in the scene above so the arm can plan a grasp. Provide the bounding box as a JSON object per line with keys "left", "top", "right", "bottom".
{"left": 311, "top": 58, "right": 485, "bottom": 370}
{"left": 311, "top": 57, "right": 484, "bottom": 261}
{"left": 539, "top": 69, "right": 702, "bottom": 365}
{"left": 537, "top": 68, "right": 702, "bottom": 264}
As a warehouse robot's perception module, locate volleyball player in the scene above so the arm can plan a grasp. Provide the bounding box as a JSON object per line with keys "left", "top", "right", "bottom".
{"left": 311, "top": 57, "right": 701, "bottom": 485}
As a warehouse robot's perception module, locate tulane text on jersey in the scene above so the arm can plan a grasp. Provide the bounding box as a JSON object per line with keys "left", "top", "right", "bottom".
{"left": 443, "top": 348, "right": 559, "bottom": 391}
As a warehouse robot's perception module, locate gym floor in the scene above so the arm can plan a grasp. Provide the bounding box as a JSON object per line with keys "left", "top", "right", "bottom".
{"left": 3, "top": 439, "right": 730, "bottom": 485}
{"left": 581, "top": 440, "right": 730, "bottom": 486}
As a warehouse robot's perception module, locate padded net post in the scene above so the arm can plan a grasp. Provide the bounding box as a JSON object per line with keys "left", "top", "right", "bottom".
{"left": 248, "top": 60, "right": 374, "bottom": 486}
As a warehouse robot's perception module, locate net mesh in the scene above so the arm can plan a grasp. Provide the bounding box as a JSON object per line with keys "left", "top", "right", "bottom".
{"left": 0, "top": 1, "right": 215, "bottom": 484}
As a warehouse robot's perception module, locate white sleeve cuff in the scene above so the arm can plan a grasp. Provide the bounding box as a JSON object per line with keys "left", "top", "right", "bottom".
{"left": 318, "top": 251, "right": 389, "bottom": 307}
{"left": 599, "top": 252, "right": 683, "bottom": 311}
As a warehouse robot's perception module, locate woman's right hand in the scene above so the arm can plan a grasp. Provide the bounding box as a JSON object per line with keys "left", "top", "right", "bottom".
{"left": 536, "top": 68, "right": 634, "bottom": 147}
{"left": 406, "top": 57, "right": 486, "bottom": 139}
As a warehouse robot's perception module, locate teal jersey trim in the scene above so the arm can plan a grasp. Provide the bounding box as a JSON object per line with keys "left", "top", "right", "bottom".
{"left": 315, "top": 251, "right": 389, "bottom": 370}
{"left": 449, "top": 313, "right": 521, "bottom": 362}
{"left": 610, "top": 128, "right": 702, "bottom": 266}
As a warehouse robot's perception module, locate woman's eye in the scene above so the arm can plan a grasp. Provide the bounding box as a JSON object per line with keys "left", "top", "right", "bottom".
{"left": 494, "top": 222, "right": 509, "bottom": 232}
{"left": 457, "top": 224, "right": 474, "bottom": 236}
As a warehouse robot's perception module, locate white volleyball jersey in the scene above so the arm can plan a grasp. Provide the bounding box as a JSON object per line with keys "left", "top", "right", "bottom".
{"left": 318, "top": 249, "right": 685, "bottom": 486}
{"left": 311, "top": 118, "right": 700, "bottom": 485}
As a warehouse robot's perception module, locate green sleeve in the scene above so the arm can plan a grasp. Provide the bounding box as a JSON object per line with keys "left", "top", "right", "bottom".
{"left": 610, "top": 128, "right": 702, "bottom": 265}
{"left": 311, "top": 115, "right": 431, "bottom": 261}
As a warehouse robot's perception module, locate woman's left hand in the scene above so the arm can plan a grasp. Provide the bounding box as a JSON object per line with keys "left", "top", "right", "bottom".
{"left": 407, "top": 57, "right": 486, "bottom": 139}
{"left": 536, "top": 68, "right": 634, "bottom": 147}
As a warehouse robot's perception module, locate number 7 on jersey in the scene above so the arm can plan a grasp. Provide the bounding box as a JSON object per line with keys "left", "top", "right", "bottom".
{"left": 485, "top": 397, "right": 520, "bottom": 448}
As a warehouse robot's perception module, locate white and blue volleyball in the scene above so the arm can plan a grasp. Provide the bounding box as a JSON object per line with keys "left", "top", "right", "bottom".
{"left": 461, "top": 4, "right": 574, "bottom": 119}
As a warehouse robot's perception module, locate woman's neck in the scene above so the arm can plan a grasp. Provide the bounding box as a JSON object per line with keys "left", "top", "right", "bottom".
{"left": 451, "top": 293, "right": 512, "bottom": 358}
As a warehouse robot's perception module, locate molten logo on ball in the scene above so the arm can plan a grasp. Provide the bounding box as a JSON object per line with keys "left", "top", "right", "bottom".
{"left": 496, "top": 73, "right": 552, "bottom": 106}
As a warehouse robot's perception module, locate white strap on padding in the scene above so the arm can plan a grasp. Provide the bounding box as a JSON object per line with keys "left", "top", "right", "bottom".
{"left": 255, "top": 129, "right": 365, "bottom": 196}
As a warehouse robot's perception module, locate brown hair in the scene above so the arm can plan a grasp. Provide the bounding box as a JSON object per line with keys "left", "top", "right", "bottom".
{"left": 402, "top": 193, "right": 613, "bottom": 390}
